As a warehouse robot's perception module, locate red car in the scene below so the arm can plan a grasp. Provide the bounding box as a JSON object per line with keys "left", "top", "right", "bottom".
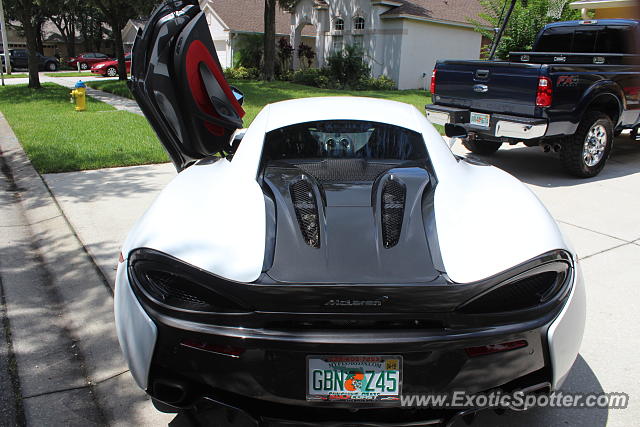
{"left": 67, "top": 52, "right": 113, "bottom": 70}
{"left": 91, "top": 54, "right": 132, "bottom": 77}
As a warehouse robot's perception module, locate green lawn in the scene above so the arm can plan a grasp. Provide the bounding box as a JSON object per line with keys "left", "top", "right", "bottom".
{"left": 87, "top": 79, "right": 438, "bottom": 130}
{"left": 1, "top": 73, "right": 29, "bottom": 79}
{"left": 0, "top": 83, "right": 167, "bottom": 173}
{"left": 44, "top": 71, "right": 94, "bottom": 77}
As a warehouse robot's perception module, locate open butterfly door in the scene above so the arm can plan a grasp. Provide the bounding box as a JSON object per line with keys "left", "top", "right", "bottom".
{"left": 128, "top": 0, "right": 245, "bottom": 171}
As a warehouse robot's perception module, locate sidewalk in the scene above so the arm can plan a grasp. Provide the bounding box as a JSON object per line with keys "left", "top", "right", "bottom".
{"left": 0, "top": 113, "right": 173, "bottom": 425}
{"left": 1, "top": 72, "right": 143, "bottom": 116}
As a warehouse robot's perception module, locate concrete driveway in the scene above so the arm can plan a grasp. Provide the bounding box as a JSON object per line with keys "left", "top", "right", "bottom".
{"left": 37, "top": 135, "right": 640, "bottom": 426}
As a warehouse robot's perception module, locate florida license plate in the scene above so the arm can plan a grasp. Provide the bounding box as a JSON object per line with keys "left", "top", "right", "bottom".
{"left": 470, "top": 112, "right": 490, "bottom": 128}
{"left": 307, "top": 355, "right": 401, "bottom": 402}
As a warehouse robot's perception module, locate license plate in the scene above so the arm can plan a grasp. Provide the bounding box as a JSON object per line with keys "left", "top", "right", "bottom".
{"left": 307, "top": 355, "right": 401, "bottom": 402}
{"left": 470, "top": 112, "right": 490, "bottom": 128}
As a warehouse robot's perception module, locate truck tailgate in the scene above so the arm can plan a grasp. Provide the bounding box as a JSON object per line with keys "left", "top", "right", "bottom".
{"left": 434, "top": 60, "right": 544, "bottom": 117}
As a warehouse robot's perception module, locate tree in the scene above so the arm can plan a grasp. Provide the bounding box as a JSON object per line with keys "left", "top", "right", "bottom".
{"left": 88, "top": 0, "right": 157, "bottom": 80}
{"left": 262, "top": 0, "right": 277, "bottom": 80}
{"left": 262, "top": 0, "right": 299, "bottom": 80}
{"left": 4, "top": 0, "right": 42, "bottom": 88}
{"left": 41, "top": 0, "right": 81, "bottom": 59}
{"left": 470, "top": 0, "right": 580, "bottom": 59}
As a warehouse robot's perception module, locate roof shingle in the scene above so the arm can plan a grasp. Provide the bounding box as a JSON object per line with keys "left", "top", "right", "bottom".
{"left": 381, "top": 0, "right": 484, "bottom": 25}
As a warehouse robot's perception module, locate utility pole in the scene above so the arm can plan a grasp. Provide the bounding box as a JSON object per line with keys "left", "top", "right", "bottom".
{"left": 0, "top": 0, "right": 11, "bottom": 86}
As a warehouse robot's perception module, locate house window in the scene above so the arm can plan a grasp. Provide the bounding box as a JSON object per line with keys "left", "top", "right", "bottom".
{"left": 333, "top": 36, "right": 343, "bottom": 52}
{"left": 354, "top": 17, "right": 365, "bottom": 30}
{"left": 334, "top": 18, "right": 344, "bottom": 31}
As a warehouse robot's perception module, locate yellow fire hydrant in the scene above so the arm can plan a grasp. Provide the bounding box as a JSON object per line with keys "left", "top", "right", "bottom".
{"left": 70, "top": 81, "right": 87, "bottom": 111}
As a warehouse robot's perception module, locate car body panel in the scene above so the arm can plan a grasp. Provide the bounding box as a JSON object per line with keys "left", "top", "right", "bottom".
{"left": 121, "top": 158, "right": 266, "bottom": 283}
{"left": 548, "top": 259, "right": 586, "bottom": 389}
{"left": 90, "top": 55, "right": 131, "bottom": 76}
{"left": 114, "top": 260, "right": 156, "bottom": 390}
{"left": 68, "top": 52, "right": 113, "bottom": 68}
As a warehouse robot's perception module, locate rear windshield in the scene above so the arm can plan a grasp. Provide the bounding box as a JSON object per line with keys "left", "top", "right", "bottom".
{"left": 535, "top": 25, "right": 637, "bottom": 54}
{"left": 262, "top": 120, "right": 427, "bottom": 161}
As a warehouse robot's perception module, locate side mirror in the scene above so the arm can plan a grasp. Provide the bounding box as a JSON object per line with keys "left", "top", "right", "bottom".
{"left": 445, "top": 123, "right": 467, "bottom": 139}
{"left": 231, "top": 85, "right": 244, "bottom": 106}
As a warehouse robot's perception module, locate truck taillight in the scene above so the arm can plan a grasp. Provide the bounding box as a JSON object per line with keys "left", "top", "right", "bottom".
{"left": 536, "top": 76, "right": 552, "bottom": 107}
{"left": 430, "top": 69, "right": 437, "bottom": 94}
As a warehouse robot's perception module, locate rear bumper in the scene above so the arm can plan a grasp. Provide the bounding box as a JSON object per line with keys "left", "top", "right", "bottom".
{"left": 425, "top": 104, "right": 548, "bottom": 140}
{"left": 114, "top": 260, "right": 584, "bottom": 424}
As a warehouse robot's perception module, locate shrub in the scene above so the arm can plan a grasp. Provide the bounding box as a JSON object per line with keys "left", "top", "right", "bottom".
{"left": 291, "top": 68, "right": 327, "bottom": 86}
{"left": 234, "top": 34, "right": 263, "bottom": 69}
{"left": 223, "top": 66, "right": 260, "bottom": 80}
{"left": 367, "top": 75, "right": 396, "bottom": 90}
{"left": 325, "top": 45, "right": 370, "bottom": 89}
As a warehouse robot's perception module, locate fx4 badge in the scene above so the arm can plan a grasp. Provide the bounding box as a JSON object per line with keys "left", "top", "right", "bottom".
{"left": 557, "top": 75, "right": 578, "bottom": 87}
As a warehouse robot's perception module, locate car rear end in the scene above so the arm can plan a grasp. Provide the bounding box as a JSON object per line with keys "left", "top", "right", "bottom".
{"left": 425, "top": 60, "right": 551, "bottom": 143}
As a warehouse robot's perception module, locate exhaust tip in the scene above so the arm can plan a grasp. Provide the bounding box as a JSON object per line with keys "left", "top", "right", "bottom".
{"left": 553, "top": 143, "right": 562, "bottom": 152}
{"left": 542, "top": 144, "right": 551, "bottom": 153}
{"left": 152, "top": 379, "right": 189, "bottom": 406}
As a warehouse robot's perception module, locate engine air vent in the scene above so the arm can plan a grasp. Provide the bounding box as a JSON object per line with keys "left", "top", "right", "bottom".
{"left": 381, "top": 178, "right": 406, "bottom": 248}
{"left": 459, "top": 271, "right": 560, "bottom": 314}
{"left": 290, "top": 179, "right": 321, "bottom": 248}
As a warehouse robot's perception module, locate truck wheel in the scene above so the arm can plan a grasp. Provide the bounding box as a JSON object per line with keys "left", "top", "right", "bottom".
{"left": 461, "top": 139, "right": 502, "bottom": 155}
{"left": 560, "top": 111, "right": 613, "bottom": 178}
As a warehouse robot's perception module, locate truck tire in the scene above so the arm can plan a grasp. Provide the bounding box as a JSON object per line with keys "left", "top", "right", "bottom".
{"left": 560, "top": 111, "right": 613, "bottom": 178}
{"left": 461, "top": 139, "right": 502, "bottom": 155}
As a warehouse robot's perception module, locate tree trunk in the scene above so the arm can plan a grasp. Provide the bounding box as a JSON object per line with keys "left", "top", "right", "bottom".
{"left": 112, "top": 18, "right": 127, "bottom": 80}
{"left": 20, "top": 5, "right": 41, "bottom": 89}
{"left": 35, "top": 20, "right": 44, "bottom": 54}
{"left": 262, "top": 0, "right": 276, "bottom": 81}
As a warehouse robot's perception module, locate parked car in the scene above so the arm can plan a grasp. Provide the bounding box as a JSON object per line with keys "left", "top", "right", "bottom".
{"left": 426, "top": 19, "right": 640, "bottom": 177}
{"left": 67, "top": 52, "right": 113, "bottom": 70}
{"left": 90, "top": 54, "right": 131, "bottom": 77}
{"left": 2, "top": 49, "right": 59, "bottom": 71}
{"left": 115, "top": 2, "right": 586, "bottom": 425}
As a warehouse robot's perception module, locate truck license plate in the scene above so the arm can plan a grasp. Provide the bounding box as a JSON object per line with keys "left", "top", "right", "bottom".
{"left": 307, "top": 355, "right": 401, "bottom": 402}
{"left": 470, "top": 112, "right": 490, "bottom": 128}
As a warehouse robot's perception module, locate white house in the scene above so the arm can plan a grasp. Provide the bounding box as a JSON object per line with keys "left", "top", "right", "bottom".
{"left": 121, "top": 0, "right": 485, "bottom": 90}
{"left": 290, "top": 0, "right": 485, "bottom": 89}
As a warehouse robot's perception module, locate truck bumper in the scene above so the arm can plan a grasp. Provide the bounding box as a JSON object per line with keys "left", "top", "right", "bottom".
{"left": 425, "top": 104, "right": 548, "bottom": 140}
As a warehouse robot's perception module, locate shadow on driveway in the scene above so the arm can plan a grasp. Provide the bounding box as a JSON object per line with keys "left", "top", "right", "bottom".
{"left": 458, "top": 135, "right": 640, "bottom": 188}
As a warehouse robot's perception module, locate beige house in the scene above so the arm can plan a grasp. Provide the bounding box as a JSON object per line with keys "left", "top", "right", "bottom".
{"left": 569, "top": 0, "right": 639, "bottom": 18}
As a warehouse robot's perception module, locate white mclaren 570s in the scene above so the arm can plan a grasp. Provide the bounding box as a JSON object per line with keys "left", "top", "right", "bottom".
{"left": 114, "top": 1, "right": 586, "bottom": 425}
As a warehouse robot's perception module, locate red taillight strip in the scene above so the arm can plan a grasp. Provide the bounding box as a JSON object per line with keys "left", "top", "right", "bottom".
{"left": 536, "top": 76, "right": 553, "bottom": 107}
{"left": 180, "top": 340, "right": 245, "bottom": 358}
{"left": 465, "top": 340, "right": 528, "bottom": 357}
{"left": 430, "top": 68, "right": 437, "bottom": 94}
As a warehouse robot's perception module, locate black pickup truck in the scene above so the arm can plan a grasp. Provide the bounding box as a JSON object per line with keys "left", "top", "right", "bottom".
{"left": 425, "top": 19, "right": 640, "bottom": 177}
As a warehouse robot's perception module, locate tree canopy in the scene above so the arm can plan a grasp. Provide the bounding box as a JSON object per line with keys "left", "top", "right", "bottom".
{"left": 470, "top": 0, "right": 581, "bottom": 59}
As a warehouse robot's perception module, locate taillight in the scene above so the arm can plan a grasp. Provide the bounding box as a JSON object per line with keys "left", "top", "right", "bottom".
{"left": 465, "top": 340, "right": 528, "bottom": 357}
{"left": 430, "top": 69, "right": 437, "bottom": 94}
{"left": 536, "top": 76, "right": 552, "bottom": 107}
